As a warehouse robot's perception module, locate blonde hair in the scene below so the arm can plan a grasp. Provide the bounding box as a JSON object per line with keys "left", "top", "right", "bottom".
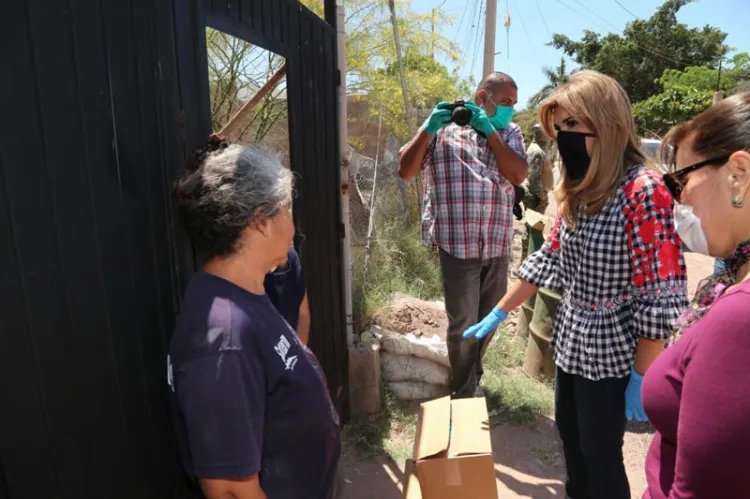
{"left": 539, "top": 70, "right": 648, "bottom": 228}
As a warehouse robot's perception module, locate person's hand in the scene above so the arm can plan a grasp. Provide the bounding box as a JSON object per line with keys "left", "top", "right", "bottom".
{"left": 625, "top": 366, "right": 648, "bottom": 422}
{"left": 422, "top": 102, "right": 452, "bottom": 135}
{"left": 462, "top": 307, "right": 508, "bottom": 340}
{"left": 464, "top": 100, "right": 495, "bottom": 137}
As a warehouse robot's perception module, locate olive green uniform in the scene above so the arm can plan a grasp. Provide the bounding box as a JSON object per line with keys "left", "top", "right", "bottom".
{"left": 521, "top": 141, "right": 549, "bottom": 261}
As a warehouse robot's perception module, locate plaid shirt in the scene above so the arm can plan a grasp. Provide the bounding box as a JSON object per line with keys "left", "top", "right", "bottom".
{"left": 421, "top": 123, "right": 527, "bottom": 260}
{"left": 518, "top": 166, "right": 689, "bottom": 380}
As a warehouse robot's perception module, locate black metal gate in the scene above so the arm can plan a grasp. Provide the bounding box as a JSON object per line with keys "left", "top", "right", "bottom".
{"left": 0, "top": 0, "right": 346, "bottom": 497}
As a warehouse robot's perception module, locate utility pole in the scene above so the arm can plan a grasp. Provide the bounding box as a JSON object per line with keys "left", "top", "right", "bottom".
{"left": 483, "top": 0, "right": 498, "bottom": 77}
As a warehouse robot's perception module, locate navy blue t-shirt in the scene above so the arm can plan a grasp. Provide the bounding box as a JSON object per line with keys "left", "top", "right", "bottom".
{"left": 264, "top": 247, "right": 306, "bottom": 330}
{"left": 168, "top": 271, "right": 340, "bottom": 499}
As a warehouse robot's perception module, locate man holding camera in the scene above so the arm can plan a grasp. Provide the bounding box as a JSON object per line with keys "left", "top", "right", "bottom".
{"left": 399, "top": 72, "right": 528, "bottom": 398}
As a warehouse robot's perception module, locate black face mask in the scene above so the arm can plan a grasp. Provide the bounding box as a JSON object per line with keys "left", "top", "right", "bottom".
{"left": 556, "top": 130, "right": 597, "bottom": 181}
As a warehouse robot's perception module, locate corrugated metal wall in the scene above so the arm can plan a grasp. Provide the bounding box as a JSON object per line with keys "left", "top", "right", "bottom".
{"left": 0, "top": 0, "right": 346, "bottom": 496}
{"left": 203, "top": 0, "right": 348, "bottom": 419}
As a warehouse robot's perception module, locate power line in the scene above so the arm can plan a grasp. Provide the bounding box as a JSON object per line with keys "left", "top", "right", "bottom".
{"left": 534, "top": 0, "right": 552, "bottom": 40}
{"left": 511, "top": 0, "right": 542, "bottom": 69}
{"left": 552, "top": 0, "right": 710, "bottom": 68}
{"left": 462, "top": 0, "right": 481, "bottom": 77}
{"left": 573, "top": 0, "right": 711, "bottom": 67}
{"left": 470, "top": 2, "right": 486, "bottom": 77}
{"left": 613, "top": 0, "right": 639, "bottom": 19}
{"left": 552, "top": 0, "right": 613, "bottom": 33}
{"left": 569, "top": 0, "right": 619, "bottom": 32}
{"left": 451, "top": 0, "right": 471, "bottom": 49}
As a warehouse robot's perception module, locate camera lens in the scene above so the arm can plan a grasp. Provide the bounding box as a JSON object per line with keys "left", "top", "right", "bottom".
{"left": 451, "top": 106, "right": 472, "bottom": 127}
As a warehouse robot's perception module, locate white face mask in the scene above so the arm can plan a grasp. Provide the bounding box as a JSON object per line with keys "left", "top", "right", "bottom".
{"left": 674, "top": 204, "right": 710, "bottom": 255}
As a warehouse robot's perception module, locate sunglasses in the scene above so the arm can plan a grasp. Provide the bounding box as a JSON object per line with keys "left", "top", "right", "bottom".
{"left": 662, "top": 155, "right": 730, "bottom": 202}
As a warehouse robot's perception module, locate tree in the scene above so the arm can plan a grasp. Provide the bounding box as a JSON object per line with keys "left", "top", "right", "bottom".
{"left": 206, "top": 1, "right": 468, "bottom": 143}
{"left": 364, "top": 53, "right": 473, "bottom": 139}
{"left": 513, "top": 108, "right": 539, "bottom": 144}
{"left": 205, "top": 29, "right": 287, "bottom": 144}
{"left": 633, "top": 52, "right": 750, "bottom": 134}
{"left": 528, "top": 58, "right": 574, "bottom": 109}
{"left": 550, "top": 0, "right": 728, "bottom": 104}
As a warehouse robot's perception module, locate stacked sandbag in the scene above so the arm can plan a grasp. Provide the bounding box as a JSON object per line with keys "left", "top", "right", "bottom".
{"left": 367, "top": 325, "right": 451, "bottom": 401}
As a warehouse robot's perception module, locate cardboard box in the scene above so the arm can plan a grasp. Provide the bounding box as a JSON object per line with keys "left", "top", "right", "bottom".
{"left": 403, "top": 396, "right": 497, "bottom": 499}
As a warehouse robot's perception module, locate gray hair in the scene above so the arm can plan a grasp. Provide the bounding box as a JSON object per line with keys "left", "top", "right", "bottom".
{"left": 175, "top": 144, "right": 293, "bottom": 259}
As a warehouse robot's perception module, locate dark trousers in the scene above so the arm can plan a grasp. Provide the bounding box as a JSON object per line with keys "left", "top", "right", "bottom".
{"left": 555, "top": 367, "right": 630, "bottom": 499}
{"left": 439, "top": 250, "right": 508, "bottom": 398}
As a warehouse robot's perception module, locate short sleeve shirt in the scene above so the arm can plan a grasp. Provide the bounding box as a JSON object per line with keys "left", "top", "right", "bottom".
{"left": 264, "top": 247, "right": 306, "bottom": 330}
{"left": 168, "top": 271, "right": 340, "bottom": 499}
{"left": 420, "top": 122, "right": 527, "bottom": 260}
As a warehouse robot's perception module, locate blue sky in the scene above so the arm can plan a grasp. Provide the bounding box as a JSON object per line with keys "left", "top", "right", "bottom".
{"left": 409, "top": 0, "right": 749, "bottom": 108}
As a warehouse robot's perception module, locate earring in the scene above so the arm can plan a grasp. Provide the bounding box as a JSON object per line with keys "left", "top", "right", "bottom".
{"left": 732, "top": 198, "right": 745, "bottom": 208}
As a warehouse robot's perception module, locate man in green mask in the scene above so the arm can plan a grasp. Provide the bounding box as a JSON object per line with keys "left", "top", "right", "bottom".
{"left": 398, "top": 72, "right": 528, "bottom": 398}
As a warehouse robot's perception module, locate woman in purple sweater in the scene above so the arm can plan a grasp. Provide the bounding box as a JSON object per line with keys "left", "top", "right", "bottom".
{"left": 642, "top": 92, "right": 750, "bottom": 499}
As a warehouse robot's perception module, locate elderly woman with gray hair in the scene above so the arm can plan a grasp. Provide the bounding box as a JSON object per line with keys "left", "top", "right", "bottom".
{"left": 168, "top": 136, "right": 341, "bottom": 499}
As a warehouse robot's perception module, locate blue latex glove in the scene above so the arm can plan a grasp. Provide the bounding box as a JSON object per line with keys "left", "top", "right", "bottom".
{"left": 625, "top": 366, "right": 648, "bottom": 422}
{"left": 422, "top": 101, "right": 453, "bottom": 135}
{"left": 462, "top": 307, "right": 508, "bottom": 340}
{"left": 464, "top": 100, "right": 495, "bottom": 137}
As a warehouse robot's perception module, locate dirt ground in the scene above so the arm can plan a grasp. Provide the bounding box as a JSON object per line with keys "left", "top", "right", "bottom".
{"left": 339, "top": 415, "right": 656, "bottom": 499}
{"left": 340, "top": 205, "right": 715, "bottom": 499}
{"left": 377, "top": 293, "right": 449, "bottom": 341}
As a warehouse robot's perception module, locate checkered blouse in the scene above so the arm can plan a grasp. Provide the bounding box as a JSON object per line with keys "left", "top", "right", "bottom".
{"left": 421, "top": 123, "right": 527, "bottom": 260}
{"left": 518, "top": 165, "right": 689, "bottom": 380}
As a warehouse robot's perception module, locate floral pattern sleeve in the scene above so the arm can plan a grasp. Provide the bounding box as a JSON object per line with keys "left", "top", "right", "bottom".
{"left": 517, "top": 211, "right": 564, "bottom": 291}
{"left": 622, "top": 172, "right": 689, "bottom": 340}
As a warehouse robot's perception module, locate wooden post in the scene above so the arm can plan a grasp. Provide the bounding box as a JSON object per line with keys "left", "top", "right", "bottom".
{"left": 483, "top": 0, "right": 498, "bottom": 77}
{"left": 218, "top": 62, "right": 287, "bottom": 138}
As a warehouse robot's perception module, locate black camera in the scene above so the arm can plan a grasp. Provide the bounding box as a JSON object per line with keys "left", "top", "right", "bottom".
{"left": 446, "top": 100, "right": 473, "bottom": 127}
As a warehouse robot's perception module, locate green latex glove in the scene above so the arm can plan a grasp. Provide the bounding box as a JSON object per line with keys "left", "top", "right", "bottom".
{"left": 422, "top": 102, "right": 452, "bottom": 135}
{"left": 465, "top": 100, "right": 495, "bottom": 137}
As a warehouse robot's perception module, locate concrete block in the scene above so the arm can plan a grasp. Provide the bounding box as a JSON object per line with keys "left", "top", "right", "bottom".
{"left": 348, "top": 343, "right": 382, "bottom": 419}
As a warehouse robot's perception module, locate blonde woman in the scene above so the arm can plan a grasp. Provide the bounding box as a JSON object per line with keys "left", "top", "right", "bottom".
{"left": 463, "top": 71, "right": 688, "bottom": 499}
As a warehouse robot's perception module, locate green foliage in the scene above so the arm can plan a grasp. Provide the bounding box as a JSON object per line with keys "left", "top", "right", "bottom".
{"left": 205, "top": 29, "right": 287, "bottom": 143}
{"left": 513, "top": 108, "right": 540, "bottom": 145}
{"left": 481, "top": 331, "right": 554, "bottom": 426}
{"left": 549, "top": 0, "right": 728, "bottom": 104}
{"left": 633, "top": 52, "right": 750, "bottom": 134}
{"left": 528, "top": 58, "right": 574, "bottom": 109}
{"left": 352, "top": 217, "right": 444, "bottom": 331}
{"left": 302, "top": 1, "right": 475, "bottom": 141}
